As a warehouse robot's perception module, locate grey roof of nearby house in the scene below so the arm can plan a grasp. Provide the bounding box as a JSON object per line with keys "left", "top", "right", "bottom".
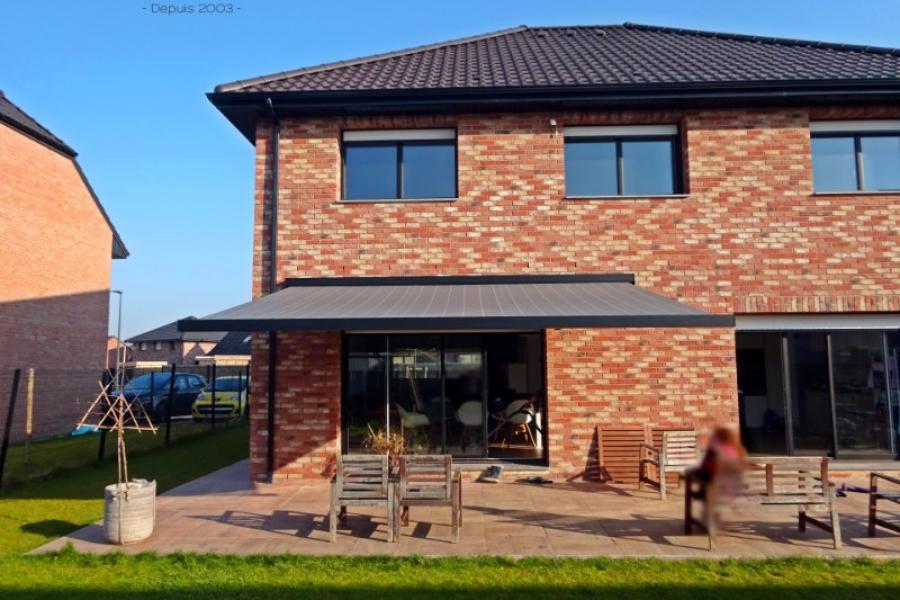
{"left": 127, "top": 317, "right": 228, "bottom": 343}
{"left": 0, "top": 91, "right": 128, "bottom": 259}
{"left": 208, "top": 331, "right": 251, "bottom": 356}
{"left": 216, "top": 23, "right": 900, "bottom": 94}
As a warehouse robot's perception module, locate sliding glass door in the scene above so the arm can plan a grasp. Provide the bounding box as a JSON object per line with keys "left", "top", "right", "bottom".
{"left": 736, "top": 333, "right": 787, "bottom": 454}
{"left": 786, "top": 332, "right": 834, "bottom": 456}
{"left": 831, "top": 331, "right": 892, "bottom": 456}
{"left": 388, "top": 335, "right": 442, "bottom": 454}
{"left": 736, "top": 329, "right": 899, "bottom": 459}
{"left": 342, "top": 332, "right": 545, "bottom": 462}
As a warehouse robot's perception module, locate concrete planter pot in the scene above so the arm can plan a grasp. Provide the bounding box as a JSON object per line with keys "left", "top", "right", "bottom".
{"left": 103, "top": 479, "right": 156, "bottom": 544}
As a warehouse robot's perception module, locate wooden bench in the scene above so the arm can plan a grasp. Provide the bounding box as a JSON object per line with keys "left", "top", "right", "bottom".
{"left": 394, "top": 454, "right": 462, "bottom": 543}
{"left": 868, "top": 472, "right": 900, "bottom": 537}
{"left": 329, "top": 454, "right": 394, "bottom": 543}
{"left": 684, "top": 456, "right": 841, "bottom": 550}
{"left": 596, "top": 426, "right": 649, "bottom": 484}
{"left": 640, "top": 430, "right": 700, "bottom": 500}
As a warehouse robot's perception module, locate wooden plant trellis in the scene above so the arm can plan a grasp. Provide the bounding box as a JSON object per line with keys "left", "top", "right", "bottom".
{"left": 77, "top": 381, "right": 157, "bottom": 487}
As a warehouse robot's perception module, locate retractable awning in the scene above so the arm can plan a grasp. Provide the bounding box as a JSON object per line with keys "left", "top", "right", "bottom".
{"left": 177, "top": 274, "right": 733, "bottom": 332}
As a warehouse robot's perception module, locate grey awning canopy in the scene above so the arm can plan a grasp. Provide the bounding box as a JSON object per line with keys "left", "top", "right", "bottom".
{"left": 178, "top": 274, "right": 733, "bottom": 332}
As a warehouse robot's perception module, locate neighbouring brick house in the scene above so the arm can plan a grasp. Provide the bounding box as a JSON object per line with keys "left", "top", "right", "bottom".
{"left": 0, "top": 90, "right": 128, "bottom": 440}
{"left": 127, "top": 318, "right": 226, "bottom": 366}
{"left": 182, "top": 24, "right": 900, "bottom": 482}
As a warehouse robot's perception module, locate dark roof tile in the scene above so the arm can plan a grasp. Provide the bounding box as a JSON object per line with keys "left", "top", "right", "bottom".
{"left": 216, "top": 24, "right": 900, "bottom": 94}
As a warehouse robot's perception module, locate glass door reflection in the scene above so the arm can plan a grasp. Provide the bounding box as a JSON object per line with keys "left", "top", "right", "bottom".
{"left": 786, "top": 332, "right": 834, "bottom": 456}
{"left": 343, "top": 336, "right": 387, "bottom": 453}
{"left": 444, "top": 335, "right": 485, "bottom": 457}
{"left": 831, "top": 331, "right": 893, "bottom": 457}
{"left": 388, "top": 335, "right": 442, "bottom": 454}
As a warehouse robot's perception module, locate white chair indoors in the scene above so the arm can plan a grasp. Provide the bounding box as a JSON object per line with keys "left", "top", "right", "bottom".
{"left": 455, "top": 400, "right": 483, "bottom": 452}
{"left": 395, "top": 402, "right": 429, "bottom": 432}
{"left": 490, "top": 399, "right": 537, "bottom": 448}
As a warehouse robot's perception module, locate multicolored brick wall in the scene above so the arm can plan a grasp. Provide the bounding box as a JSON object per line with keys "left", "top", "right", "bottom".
{"left": 545, "top": 327, "right": 738, "bottom": 479}
{"left": 249, "top": 331, "right": 341, "bottom": 481}
{"left": 248, "top": 105, "right": 900, "bottom": 480}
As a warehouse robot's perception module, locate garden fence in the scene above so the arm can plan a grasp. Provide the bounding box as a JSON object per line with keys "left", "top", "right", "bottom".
{"left": 0, "top": 363, "right": 250, "bottom": 489}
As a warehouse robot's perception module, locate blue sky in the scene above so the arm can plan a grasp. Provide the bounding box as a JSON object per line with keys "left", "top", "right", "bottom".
{"left": 2, "top": 0, "right": 898, "bottom": 338}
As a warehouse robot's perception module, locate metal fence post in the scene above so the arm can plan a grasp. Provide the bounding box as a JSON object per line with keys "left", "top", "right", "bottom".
{"left": 244, "top": 364, "right": 251, "bottom": 420}
{"left": 98, "top": 429, "right": 108, "bottom": 461}
{"left": 236, "top": 369, "right": 243, "bottom": 422}
{"left": 165, "top": 363, "right": 176, "bottom": 445}
{"left": 210, "top": 363, "right": 217, "bottom": 431}
{"left": 0, "top": 369, "right": 23, "bottom": 488}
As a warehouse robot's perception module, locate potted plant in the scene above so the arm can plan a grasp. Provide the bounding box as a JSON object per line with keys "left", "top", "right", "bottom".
{"left": 77, "top": 382, "right": 158, "bottom": 544}
{"left": 362, "top": 424, "right": 408, "bottom": 468}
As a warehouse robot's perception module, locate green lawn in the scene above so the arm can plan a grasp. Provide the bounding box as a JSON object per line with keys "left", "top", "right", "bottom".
{"left": 0, "top": 423, "right": 248, "bottom": 555}
{"left": 0, "top": 553, "right": 898, "bottom": 598}
{"left": 1, "top": 419, "right": 242, "bottom": 488}
{"left": 2, "top": 422, "right": 900, "bottom": 597}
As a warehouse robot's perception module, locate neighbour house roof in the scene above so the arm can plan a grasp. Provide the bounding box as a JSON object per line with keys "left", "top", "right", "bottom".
{"left": 127, "top": 317, "right": 228, "bottom": 344}
{"left": 210, "top": 24, "right": 900, "bottom": 140}
{"left": 177, "top": 274, "right": 733, "bottom": 332}
{"left": 0, "top": 91, "right": 129, "bottom": 259}
{"left": 208, "top": 331, "right": 251, "bottom": 356}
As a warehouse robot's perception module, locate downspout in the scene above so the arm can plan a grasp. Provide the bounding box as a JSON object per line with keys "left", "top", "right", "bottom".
{"left": 265, "top": 97, "right": 280, "bottom": 482}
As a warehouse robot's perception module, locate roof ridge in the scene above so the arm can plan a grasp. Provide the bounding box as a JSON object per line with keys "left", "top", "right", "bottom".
{"left": 215, "top": 25, "right": 531, "bottom": 93}
{"left": 623, "top": 22, "right": 900, "bottom": 57}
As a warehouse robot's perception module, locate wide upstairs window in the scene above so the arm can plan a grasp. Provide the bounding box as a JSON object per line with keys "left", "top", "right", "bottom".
{"left": 342, "top": 129, "right": 457, "bottom": 201}
{"left": 811, "top": 121, "right": 900, "bottom": 192}
{"left": 564, "top": 125, "right": 681, "bottom": 197}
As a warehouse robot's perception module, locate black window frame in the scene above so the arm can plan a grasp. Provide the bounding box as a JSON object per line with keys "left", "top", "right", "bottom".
{"left": 341, "top": 136, "right": 458, "bottom": 202}
{"left": 564, "top": 133, "right": 683, "bottom": 198}
{"left": 812, "top": 130, "right": 900, "bottom": 192}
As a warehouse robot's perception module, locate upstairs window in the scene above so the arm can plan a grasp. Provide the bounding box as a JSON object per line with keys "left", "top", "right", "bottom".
{"left": 342, "top": 129, "right": 456, "bottom": 201}
{"left": 564, "top": 125, "right": 681, "bottom": 197}
{"left": 811, "top": 121, "right": 900, "bottom": 192}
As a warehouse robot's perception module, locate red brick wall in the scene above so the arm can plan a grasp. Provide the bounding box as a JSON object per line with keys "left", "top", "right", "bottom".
{"left": 248, "top": 105, "right": 900, "bottom": 479}
{"left": 545, "top": 327, "right": 738, "bottom": 480}
{"left": 249, "top": 331, "right": 341, "bottom": 482}
{"left": 0, "top": 123, "right": 116, "bottom": 440}
{"left": 253, "top": 107, "right": 900, "bottom": 312}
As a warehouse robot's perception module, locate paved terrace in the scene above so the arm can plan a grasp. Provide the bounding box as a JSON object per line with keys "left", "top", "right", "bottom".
{"left": 34, "top": 460, "right": 900, "bottom": 558}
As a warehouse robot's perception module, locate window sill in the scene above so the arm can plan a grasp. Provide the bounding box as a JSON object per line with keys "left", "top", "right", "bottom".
{"left": 565, "top": 194, "right": 689, "bottom": 201}
{"left": 337, "top": 197, "right": 459, "bottom": 204}
{"left": 811, "top": 190, "right": 900, "bottom": 197}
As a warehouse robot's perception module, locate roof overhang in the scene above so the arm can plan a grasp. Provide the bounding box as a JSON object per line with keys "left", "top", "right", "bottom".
{"left": 177, "top": 274, "right": 733, "bottom": 332}
{"left": 209, "top": 79, "right": 900, "bottom": 143}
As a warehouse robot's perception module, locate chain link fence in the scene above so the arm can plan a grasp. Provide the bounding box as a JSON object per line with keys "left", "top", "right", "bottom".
{"left": 0, "top": 363, "right": 250, "bottom": 489}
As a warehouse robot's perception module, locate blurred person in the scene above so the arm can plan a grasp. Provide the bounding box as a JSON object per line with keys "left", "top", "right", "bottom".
{"left": 695, "top": 427, "right": 747, "bottom": 528}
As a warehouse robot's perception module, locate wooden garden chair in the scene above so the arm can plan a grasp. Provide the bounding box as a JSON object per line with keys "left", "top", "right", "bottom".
{"left": 868, "top": 472, "right": 900, "bottom": 536}
{"left": 685, "top": 456, "right": 840, "bottom": 550}
{"left": 329, "top": 454, "right": 394, "bottom": 543}
{"left": 596, "top": 426, "right": 649, "bottom": 484}
{"left": 394, "top": 454, "right": 462, "bottom": 543}
{"left": 640, "top": 430, "right": 700, "bottom": 500}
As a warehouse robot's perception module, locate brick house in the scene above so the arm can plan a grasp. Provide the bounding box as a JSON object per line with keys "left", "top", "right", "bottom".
{"left": 182, "top": 24, "right": 900, "bottom": 482}
{"left": 0, "top": 91, "right": 127, "bottom": 440}
{"left": 127, "top": 318, "right": 226, "bottom": 366}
